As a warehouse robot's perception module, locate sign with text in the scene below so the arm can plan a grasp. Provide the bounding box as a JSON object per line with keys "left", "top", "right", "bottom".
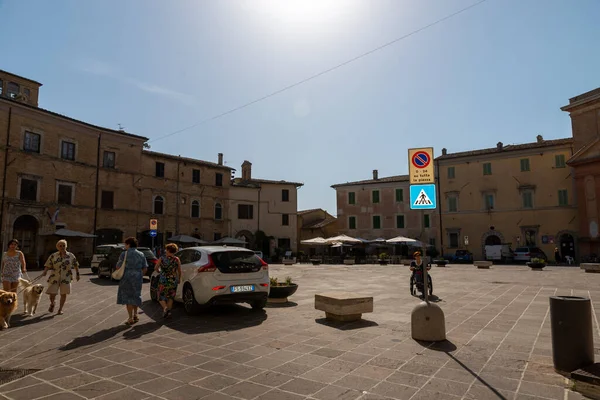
{"left": 408, "top": 147, "right": 435, "bottom": 184}
{"left": 150, "top": 219, "right": 158, "bottom": 230}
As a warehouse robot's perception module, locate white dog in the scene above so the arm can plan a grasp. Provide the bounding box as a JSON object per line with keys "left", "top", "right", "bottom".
{"left": 18, "top": 278, "right": 44, "bottom": 316}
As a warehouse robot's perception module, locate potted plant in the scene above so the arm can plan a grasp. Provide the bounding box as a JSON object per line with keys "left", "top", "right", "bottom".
{"left": 378, "top": 252, "right": 390, "bottom": 265}
{"left": 433, "top": 258, "right": 448, "bottom": 267}
{"left": 527, "top": 257, "right": 546, "bottom": 270}
{"left": 268, "top": 276, "right": 298, "bottom": 303}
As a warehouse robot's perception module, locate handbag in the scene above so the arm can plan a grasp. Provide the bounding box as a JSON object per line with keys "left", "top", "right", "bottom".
{"left": 112, "top": 250, "right": 128, "bottom": 280}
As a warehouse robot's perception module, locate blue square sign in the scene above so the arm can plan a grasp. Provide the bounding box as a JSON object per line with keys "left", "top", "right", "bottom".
{"left": 410, "top": 184, "right": 437, "bottom": 210}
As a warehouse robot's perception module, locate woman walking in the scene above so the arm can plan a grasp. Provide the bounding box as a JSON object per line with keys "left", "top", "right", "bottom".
{"left": 116, "top": 237, "right": 147, "bottom": 325}
{"left": 43, "top": 239, "right": 80, "bottom": 314}
{"left": 157, "top": 243, "right": 182, "bottom": 319}
{"left": 1, "top": 239, "right": 27, "bottom": 292}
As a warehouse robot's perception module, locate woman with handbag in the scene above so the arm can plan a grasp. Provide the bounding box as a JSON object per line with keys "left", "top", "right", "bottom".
{"left": 115, "top": 237, "right": 147, "bottom": 325}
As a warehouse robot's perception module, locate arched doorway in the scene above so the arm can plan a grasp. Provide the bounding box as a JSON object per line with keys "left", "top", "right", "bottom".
{"left": 235, "top": 230, "right": 254, "bottom": 248}
{"left": 13, "top": 215, "right": 39, "bottom": 267}
{"left": 485, "top": 235, "right": 501, "bottom": 246}
{"left": 559, "top": 233, "right": 575, "bottom": 259}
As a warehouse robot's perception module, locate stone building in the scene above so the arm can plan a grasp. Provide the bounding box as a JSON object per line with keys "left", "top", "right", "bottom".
{"left": 435, "top": 136, "right": 578, "bottom": 260}
{"left": 229, "top": 161, "right": 302, "bottom": 257}
{"left": 331, "top": 170, "right": 439, "bottom": 249}
{"left": 562, "top": 87, "right": 600, "bottom": 260}
{"left": 0, "top": 69, "right": 232, "bottom": 267}
{"left": 297, "top": 208, "right": 338, "bottom": 256}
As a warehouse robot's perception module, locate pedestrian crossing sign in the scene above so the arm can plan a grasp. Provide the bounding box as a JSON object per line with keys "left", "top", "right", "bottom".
{"left": 410, "top": 184, "right": 437, "bottom": 210}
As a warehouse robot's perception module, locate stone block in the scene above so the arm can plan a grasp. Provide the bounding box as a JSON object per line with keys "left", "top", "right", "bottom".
{"left": 581, "top": 263, "right": 600, "bottom": 273}
{"left": 475, "top": 261, "right": 492, "bottom": 269}
{"left": 315, "top": 292, "right": 373, "bottom": 322}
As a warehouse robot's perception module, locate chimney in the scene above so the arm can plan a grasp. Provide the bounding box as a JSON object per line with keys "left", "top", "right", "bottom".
{"left": 217, "top": 153, "right": 223, "bottom": 165}
{"left": 442, "top": 148, "right": 447, "bottom": 155}
{"left": 373, "top": 169, "right": 378, "bottom": 180}
{"left": 242, "top": 161, "right": 252, "bottom": 181}
{"left": 536, "top": 134, "right": 544, "bottom": 143}
{"left": 497, "top": 142, "right": 503, "bottom": 150}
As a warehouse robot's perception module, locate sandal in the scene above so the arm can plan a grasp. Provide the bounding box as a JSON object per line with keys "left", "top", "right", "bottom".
{"left": 48, "top": 304, "right": 55, "bottom": 313}
{"left": 133, "top": 315, "right": 139, "bottom": 323}
{"left": 57, "top": 310, "right": 64, "bottom": 315}
{"left": 125, "top": 318, "right": 135, "bottom": 325}
{"left": 165, "top": 310, "right": 172, "bottom": 319}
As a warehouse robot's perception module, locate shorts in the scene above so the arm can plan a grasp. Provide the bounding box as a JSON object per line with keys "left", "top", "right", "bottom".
{"left": 46, "top": 283, "right": 71, "bottom": 295}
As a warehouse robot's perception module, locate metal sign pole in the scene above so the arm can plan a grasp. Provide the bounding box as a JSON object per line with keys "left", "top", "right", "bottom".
{"left": 422, "top": 209, "right": 429, "bottom": 304}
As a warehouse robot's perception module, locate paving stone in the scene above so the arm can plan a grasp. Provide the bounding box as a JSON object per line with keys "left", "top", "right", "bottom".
{"left": 38, "top": 393, "right": 86, "bottom": 400}
{"left": 370, "top": 381, "right": 418, "bottom": 399}
{"left": 280, "top": 377, "right": 328, "bottom": 395}
{"left": 334, "top": 374, "right": 380, "bottom": 391}
{"left": 386, "top": 371, "right": 430, "bottom": 388}
{"left": 52, "top": 372, "right": 102, "bottom": 389}
{"left": 192, "top": 373, "right": 240, "bottom": 391}
{"left": 313, "top": 385, "right": 363, "bottom": 400}
{"left": 422, "top": 378, "right": 471, "bottom": 397}
{"left": 255, "top": 389, "right": 307, "bottom": 400}
{"left": 94, "top": 387, "right": 149, "bottom": 400}
{"left": 222, "top": 381, "right": 272, "bottom": 399}
{"left": 160, "top": 384, "right": 214, "bottom": 400}
{"left": 4, "top": 382, "right": 63, "bottom": 400}
{"left": 167, "top": 367, "right": 214, "bottom": 383}
{"left": 73, "top": 380, "right": 126, "bottom": 398}
{"left": 112, "top": 370, "right": 160, "bottom": 386}
{"left": 250, "top": 370, "right": 294, "bottom": 387}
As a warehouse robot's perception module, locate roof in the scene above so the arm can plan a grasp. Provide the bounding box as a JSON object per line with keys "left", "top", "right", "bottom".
{"left": 435, "top": 138, "right": 573, "bottom": 161}
{"left": 0, "top": 96, "right": 148, "bottom": 140}
{"left": 561, "top": 87, "right": 600, "bottom": 112}
{"left": 567, "top": 137, "right": 600, "bottom": 166}
{"left": 142, "top": 150, "right": 234, "bottom": 170}
{"left": 298, "top": 208, "right": 321, "bottom": 215}
{"left": 331, "top": 175, "right": 409, "bottom": 188}
{"left": 0, "top": 69, "right": 43, "bottom": 86}
{"left": 302, "top": 218, "right": 337, "bottom": 229}
{"left": 232, "top": 178, "right": 303, "bottom": 187}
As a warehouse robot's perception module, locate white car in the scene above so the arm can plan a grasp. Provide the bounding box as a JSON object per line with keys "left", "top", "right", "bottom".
{"left": 91, "top": 244, "right": 123, "bottom": 274}
{"left": 150, "top": 246, "right": 270, "bottom": 314}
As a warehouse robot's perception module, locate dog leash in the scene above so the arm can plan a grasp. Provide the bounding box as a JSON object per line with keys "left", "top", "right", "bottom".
{"left": 16, "top": 273, "right": 45, "bottom": 295}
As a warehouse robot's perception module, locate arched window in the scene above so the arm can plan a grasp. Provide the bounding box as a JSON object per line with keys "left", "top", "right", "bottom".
{"left": 153, "top": 195, "right": 164, "bottom": 215}
{"left": 214, "top": 202, "right": 222, "bottom": 220}
{"left": 191, "top": 200, "right": 200, "bottom": 218}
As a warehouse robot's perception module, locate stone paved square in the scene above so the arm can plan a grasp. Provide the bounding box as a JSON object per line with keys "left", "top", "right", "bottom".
{"left": 0, "top": 264, "right": 597, "bottom": 399}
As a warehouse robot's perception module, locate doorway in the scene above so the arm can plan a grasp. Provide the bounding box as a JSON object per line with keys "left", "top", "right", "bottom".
{"left": 560, "top": 233, "right": 575, "bottom": 259}
{"left": 13, "top": 215, "right": 39, "bottom": 268}
{"left": 485, "top": 235, "right": 501, "bottom": 246}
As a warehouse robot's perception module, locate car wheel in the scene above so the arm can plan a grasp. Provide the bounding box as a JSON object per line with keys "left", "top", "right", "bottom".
{"left": 150, "top": 277, "right": 158, "bottom": 302}
{"left": 250, "top": 297, "right": 267, "bottom": 310}
{"left": 97, "top": 268, "right": 103, "bottom": 279}
{"left": 183, "top": 284, "right": 201, "bottom": 315}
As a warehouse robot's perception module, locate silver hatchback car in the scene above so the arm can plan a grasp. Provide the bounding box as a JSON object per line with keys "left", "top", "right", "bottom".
{"left": 150, "top": 246, "right": 270, "bottom": 314}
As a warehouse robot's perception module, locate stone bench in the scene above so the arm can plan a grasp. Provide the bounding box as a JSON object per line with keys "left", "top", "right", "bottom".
{"left": 401, "top": 259, "right": 412, "bottom": 266}
{"left": 282, "top": 257, "right": 296, "bottom": 265}
{"left": 475, "top": 261, "right": 492, "bottom": 269}
{"left": 315, "top": 292, "right": 373, "bottom": 322}
{"left": 581, "top": 263, "right": 600, "bottom": 273}
{"left": 343, "top": 259, "right": 355, "bottom": 265}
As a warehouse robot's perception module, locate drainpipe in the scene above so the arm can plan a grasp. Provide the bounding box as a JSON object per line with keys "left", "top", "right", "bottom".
{"left": 176, "top": 157, "right": 181, "bottom": 235}
{"left": 435, "top": 160, "right": 444, "bottom": 255}
{"left": 0, "top": 107, "right": 12, "bottom": 251}
{"left": 92, "top": 134, "right": 101, "bottom": 250}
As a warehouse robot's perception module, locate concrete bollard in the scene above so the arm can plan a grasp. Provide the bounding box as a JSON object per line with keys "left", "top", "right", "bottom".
{"left": 550, "top": 296, "right": 594, "bottom": 374}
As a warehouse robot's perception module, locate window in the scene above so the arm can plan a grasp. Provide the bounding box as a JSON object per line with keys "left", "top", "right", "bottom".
{"left": 395, "top": 188, "right": 404, "bottom": 203}
{"left": 448, "top": 197, "right": 457, "bottom": 212}
{"left": 349, "top": 216, "right": 356, "bottom": 230}
{"left": 449, "top": 232, "right": 459, "bottom": 248}
{"left": 522, "top": 191, "right": 534, "bottom": 209}
{"left": 57, "top": 183, "right": 73, "bottom": 205}
{"left": 558, "top": 189, "right": 568, "bottom": 206}
{"left": 483, "top": 163, "right": 492, "bottom": 175}
{"left": 282, "top": 189, "right": 289, "bottom": 202}
{"left": 214, "top": 202, "right": 222, "bottom": 220}
{"left": 238, "top": 204, "right": 254, "bottom": 219}
{"left": 19, "top": 178, "right": 38, "bottom": 201}
{"left": 348, "top": 192, "right": 356, "bottom": 205}
{"left": 278, "top": 238, "right": 291, "bottom": 250}
{"left": 525, "top": 229, "right": 536, "bottom": 246}
{"left": 424, "top": 214, "right": 430, "bottom": 228}
{"left": 555, "top": 154, "right": 566, "bottom": 168}
{"left": 7, "top": 82, "right": 19, "bottom": 98}
{"left": 520, "top": 158, "right": 530, "bottom": 172}
{"left": 282, "top": 214, "right": 289, "bottom": 226}
{"left": 61, "top": 141, "right": 76, "bottom": 161}
{"left": 429, "top": 238, "right": 436, "bottom": 247}
{"left": 103, "top": 151, "right": 115, "bottom": 168}
{"left": 191, "top": 200, "right": 200, "bottom": 218}
{"left": 23, "top": 131, "right": 41, "bottom": 153}
{"left": 373, "top": 215, "right": 381, "bottom": 229}
{"left": 153, "top": 196, "right": 164, "bottom": 214}
{"left": 396, "top": 215, "right": 405, "bottom": 229}
{"left": 24, "top": 88, "right": 30, "bottom": 98}
{"left": 214, "top": 232, "right": 222, "bottom": 241}
{"left": 372, "top": 190, "right": 380, "bottom": 204}
{"left": 484, "top": 194, "right": 494, "bottom": 210}
{"left": 155, "top": 162, "right": 165, "bottom": 178}
{"left": 101, "top": 191, "right": 114, "bottom": 209}
{"left": 192, "top": 169, "right": 200, "bottom": 184}
{"left": 447, "top": 167, "right": 455, "bottom": 179}
{"left": 216, "top": 173, "right": 223, "bottom": 187}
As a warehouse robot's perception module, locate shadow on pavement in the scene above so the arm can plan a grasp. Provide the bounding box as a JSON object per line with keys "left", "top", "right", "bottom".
{"left": 123, "top": 321, "right": 161, "bottom": 340}
{"left": 413, "top": 294, "right": 443, "bottom": 302}
{"left": 446, "top": 351, "right": 507, "bottom": 400}
{"left": 10, "top": 313, "right": 55, "bottom": 327}
{"left": 58, "top": 325, "right": 130, "bottom": 351}
{"left": 140, "top": 300, "right": 268, "bottom": 334}
{"left": 314, "top": 317, "right": 379, "bottom": 330}
{"left": 415, "top": 339, "right": 457, "bottom": 353}
{"left": 265, "top": 301, "right": 298, "bottom": 309}
{"left": 88, "top": 277, "right": 150, "bottom": 286}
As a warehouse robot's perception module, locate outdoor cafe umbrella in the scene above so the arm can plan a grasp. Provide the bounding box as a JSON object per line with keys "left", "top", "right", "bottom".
{"left": 167, "top": 235, "right": 208, "bottom": 244}
{"left": 212, "top": 237, "right": 247, "bottom": 246}
{"left": 44, "top": 228, "right": 97, "bottom": 238}
{"left": 386, "top": 235, "right": 418, "bottom": 244}
{"left": 324, "top": 234, "right": 362, "bottom": 244}
{"left": 300, "top": 237, "right": 329, "bottom": 245}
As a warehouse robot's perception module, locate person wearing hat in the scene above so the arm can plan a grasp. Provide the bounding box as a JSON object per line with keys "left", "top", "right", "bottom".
{"left": 410, "top": 251, "right": 430, "bottom": 283}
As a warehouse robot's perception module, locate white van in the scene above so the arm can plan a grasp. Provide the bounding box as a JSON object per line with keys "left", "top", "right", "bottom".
{"left": 91, "top": 244, "right": 123, "bottom": 273}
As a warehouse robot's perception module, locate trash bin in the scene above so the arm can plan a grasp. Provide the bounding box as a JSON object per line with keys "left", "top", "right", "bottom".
{"left": 550, "top": 296, "right": 594, "bottom": 373}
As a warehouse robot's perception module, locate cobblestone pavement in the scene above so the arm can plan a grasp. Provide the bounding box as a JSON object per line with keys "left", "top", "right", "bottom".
{"left": 0, "top": 263, "right": 597, "bottom": 400}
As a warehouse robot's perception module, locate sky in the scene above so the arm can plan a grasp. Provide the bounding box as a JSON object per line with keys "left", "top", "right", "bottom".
{"left": 1, "top": 0, "right": 599, "bottom": 216}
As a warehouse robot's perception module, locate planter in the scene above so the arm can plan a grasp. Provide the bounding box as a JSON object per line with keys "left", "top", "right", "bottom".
{"left": 343, "top": 259, "right": 355, "bottom": 265}
{"left": 310, "top": 259, "right": 321, "bottom": 265}
{"left": 434, "top": 260, "right": 448, "bottom": 267}
{"left": 378, "top": 260, "right": 389, "bottom": 265}
{"left": 527, "top": 262, "right": 546, "bottom": 270}
{"left": 268, "top": 284, "right": 298, "bottom": 303}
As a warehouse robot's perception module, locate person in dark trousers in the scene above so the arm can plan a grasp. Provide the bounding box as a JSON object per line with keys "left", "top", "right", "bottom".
{"left": 554, "top": 247, "right": 561, "bottom": 265}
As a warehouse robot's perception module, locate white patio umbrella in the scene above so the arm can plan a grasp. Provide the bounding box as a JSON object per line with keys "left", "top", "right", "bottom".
{"left": 300, "top": 237, "right": 329, "bottom": 245}
{"left": 386, "top": 236, "right": 418, "bottom": 244}
{"left": 324, "top": 234, "right": 362, "bottom": 244}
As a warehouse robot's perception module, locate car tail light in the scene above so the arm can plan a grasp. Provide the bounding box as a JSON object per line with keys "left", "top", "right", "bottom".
{"left": 150, "top": 259, "right": 159, "bottom": 265}
{"left": 260, "top": 258, "right": 268, "bottom": 270}
{"left": 525, "top": 253, "right": 530, "bottom": 256}
{"left": 198, "top": 255, "right": 217, "bottom": 273}
{"left": 259, "top": 283, "right": 268, "bottom": 287}
{"left": 212, "top": 285, "right": 226, "bottom": 291}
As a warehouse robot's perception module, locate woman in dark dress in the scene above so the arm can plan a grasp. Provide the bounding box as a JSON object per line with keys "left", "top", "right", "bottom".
{"left": 116, "top": 237, "right": 147, "bottom": 325}
{"left": 157, "top": 243, "right": 182, "bottom": 319}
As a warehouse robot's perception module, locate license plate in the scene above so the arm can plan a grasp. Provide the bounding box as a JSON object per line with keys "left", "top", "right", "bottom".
{"left": 230, "top": 285, "right": 255, "bottom": 293}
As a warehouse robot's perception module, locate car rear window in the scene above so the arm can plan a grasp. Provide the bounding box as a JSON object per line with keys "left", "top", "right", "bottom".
{"left": 139, "top": 249, "right": 156, "bottom": 259}
{"left": 95, "top": 247, "right": 113, "bottom": 255}
{"left": 456, "top": 250, "right": 467, "bottom": 256}
{"left": 211, "top": 251, "right": 262, "bottom": 273}
{"left": 515, "top": 247, "right": 529, "bottom": 252}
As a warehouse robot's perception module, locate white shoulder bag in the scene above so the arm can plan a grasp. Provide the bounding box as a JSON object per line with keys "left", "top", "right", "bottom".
{"left": 112, "top": 250, "right": 128, "bottom": 280}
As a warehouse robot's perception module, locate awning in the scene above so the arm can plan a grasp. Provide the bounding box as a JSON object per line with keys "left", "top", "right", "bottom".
{"left": 168, "top": 235, "right": 208, "bottom": 244}
{"left": 44, "top": 228, "right": 97, "bottom": 238}
{"left": 212, "top": 237, "right": 247, "bottom": 245}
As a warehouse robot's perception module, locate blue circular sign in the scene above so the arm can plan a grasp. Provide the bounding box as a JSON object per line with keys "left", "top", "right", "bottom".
{"left": 412, "top": 151, "right": 431, "bottom": 168}
{"left": 149, "top": 230, "right": 157, "bottom": 237}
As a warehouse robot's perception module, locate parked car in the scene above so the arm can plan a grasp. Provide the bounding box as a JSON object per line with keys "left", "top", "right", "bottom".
{"left": 150, "top": 246, "right": 269, "bottom": 314}
{"left": 513, "top": 246, "right": 548, "bottom": 263}
{"left": 97, "top": 245, "right": 158, "bottom": 280}
{"left": 451, "top": 250, "right": 473, "bottom": 263}
{"left": 254, "top": 251, "right": 264, "bottom": 260}
{"left": 91, "top": 244, "right": 123, "bottom": 274}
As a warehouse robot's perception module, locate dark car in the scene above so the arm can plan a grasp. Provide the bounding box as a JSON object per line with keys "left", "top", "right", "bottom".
{"left": 452, "top": 250, "right": 473, "bottom": 263}
{"left": 97, "top": 245, "right": 158, "bottom": 280}
{"left": 513, "top": 246, "right": 548, "bottom": 263}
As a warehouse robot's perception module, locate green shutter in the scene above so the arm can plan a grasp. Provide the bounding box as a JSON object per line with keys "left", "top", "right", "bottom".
{"left": 523, "top": 192, "right": 533, "bottom": 208}
{"left": 396, "top": 215, "right": 405, "bottom": 228}
{"left": 373, "top": 216, "right": 381, "bottom": 229}
{"left": 449, "top": 197, "right": 457, "bottom": 212}
{"left": 424, "top": 214, "right": 430, "bottom": 228}
{"left": 349, "top": 216, "right": 356, "bottom": 229}
{"left": 447, "top": 167, "right": 455, "bottom": 179}
{"left": 483, "top": 163, "right": 492, "bottom": 175}
{"left": 348, "top": 192, "right": 355, "bottom": 205}
{"left": 395, "top": 188, "right": 403, "bottom": 202}
{"left": 558, "top": 190, "right": 568, "bottom": 206}
{"left": 555, "top": 154, "right": 566, "bottom": 168}
{"left": 520, "top": 159, "right": 530, "bottom": 172}
{"left": 372, "top": 190, "right": 380, "bottom": 203}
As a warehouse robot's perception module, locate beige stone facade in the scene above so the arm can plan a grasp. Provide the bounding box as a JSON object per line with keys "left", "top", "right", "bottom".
{"left": 0, "top": 69, "right": 233, "bottom": 267}
{"left": 297, "top": 208, "right": 338, "bottom": 256}
{"left": 230, "top": 161, "right": 302, "bottom": 257}
{"left": 435, "top": 136, "right": 578, "bottom": 261}
{"left": 332, "top": 170, "right": 439, "bottom": 249}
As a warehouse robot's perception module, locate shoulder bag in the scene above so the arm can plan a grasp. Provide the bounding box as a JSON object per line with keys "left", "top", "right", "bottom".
{"left": 112, "top": 250, "right": 128, "bottom": 280}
